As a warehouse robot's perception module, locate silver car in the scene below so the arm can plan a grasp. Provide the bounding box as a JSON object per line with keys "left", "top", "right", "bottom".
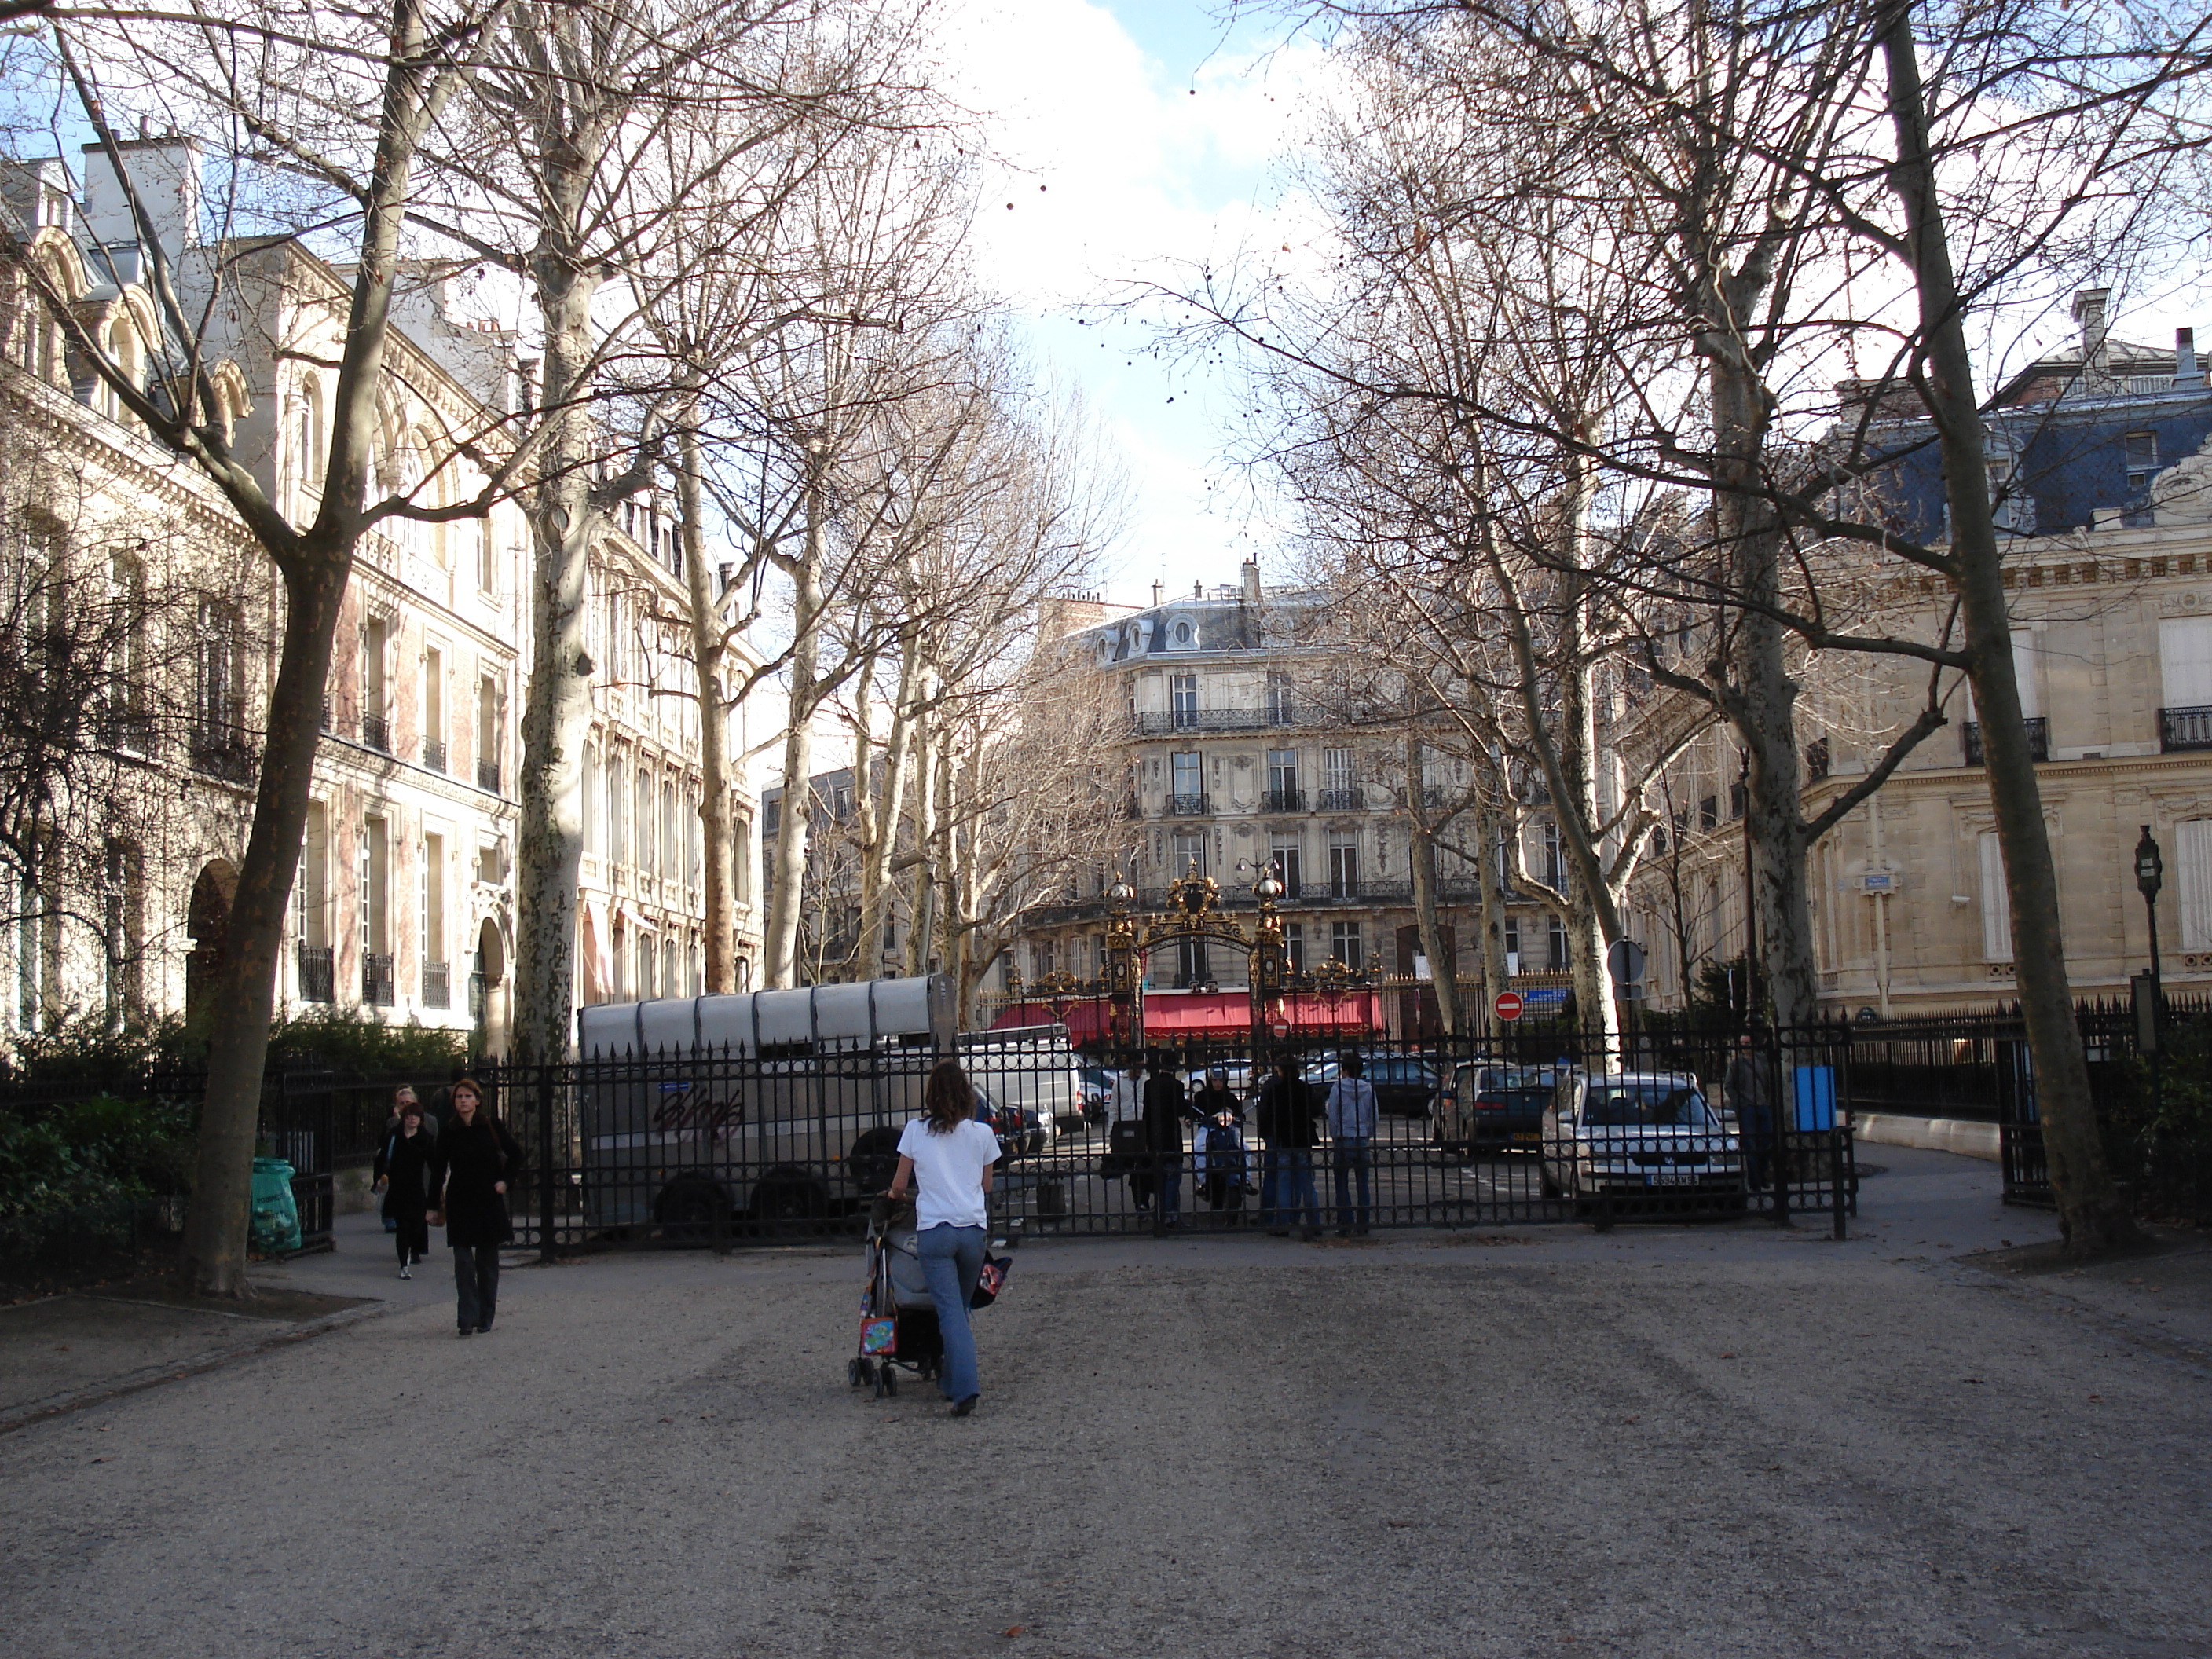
{"left": 1539, "top": 1071, "right": 1745, "bottom": 1210}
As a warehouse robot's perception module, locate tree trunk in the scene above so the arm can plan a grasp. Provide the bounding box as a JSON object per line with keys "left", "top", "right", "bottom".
{"left": 762, "top": 482, "right": 825, "bottom": 989}
{"left": 1473, "top": 786, "right": 1511, "bottom": 1031}
{"left": 854, "top": 645, "right": 921, "bottom": 977}
{"left": 511, "top": 231, "right": 599, "bottom": 1064}
{"left": 679, "top": 414, "right": 738, "bottom": 994}
{"left": 1878, "top": 3, "right": 2135, "bottom": 1250}
{"left": 181, "top": 558, "right": 350, "bottom": 1294}
{"left": 904, "top": 706, "right": 939, "bottom": 976}
{"left": 1402, "top": 732, "right": 1460, "bottom": 1035}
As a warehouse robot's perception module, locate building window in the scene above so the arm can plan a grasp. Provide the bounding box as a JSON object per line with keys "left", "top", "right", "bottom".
{"left": 1175, "top": 935, "right": 1210, "bottom": 988}
{"left": 1328, "top": 831, "right": 1359, "bottom": 897}
{"left": 422, "top": 646, "right": 445, "bottom": 771}
{"left": 2178, "top": 820, "right": 2212, "bottom": 950}
{"left": 1266, "top": 671, "right": 1295, "bottom": 724}
{"left": 361, "top": 817, "right": 392, "bottom": 1005}
{"left": 1543, "top": 821, "right": 1562, "bottom": 888}
{"left": 1698, "top": 795, "right": 1718, "bottom": 832}
{"left": 1321, "top": 747, "right": 1353, "bottom": 805}
{"left": 102, "top": 839, "right": 142, "bottom": 1025}
{"left": 476, "top": 677, "right": 500, "bottom": 792}
{"left": 421, "top": 832, "right": 447, "bottom": 1006}
{"left": 1170, "top": 750, "right": 1202, "bottom": 811}
{"left": 635, "top": 767, "right": 654, "bottom": 876}
{"left": 1170, "top": 672, "right": 1199, "bottom": 727}
{"left": 1979, "top": 830, "right": 2011, "bottom": 961}
{"left": 1270, "top": 836, "right": 1302, "bottom": 898}
{"left": 359, "top": 615, "right": 389, "bottom": 750}
{"left": 1171, "top": 829, "right": 1207, "bottom": 877}
{"left": 607, "top": 751, "right": 627, "bottom": 866}
{"left": 1329, "top": 921, "right": 1363, "bottom": 972}
{"left": 1503, "top": 915, "right": 1521, "bottom": 972}
{"left": 1547, "top": 914, "right": 1568, "bottom": 972}
{"left": 1284, "top": 922, "right": 1306, "bottom": 974}
{"left": 2123, "top": 430, "right": 2158, "bottom": 527}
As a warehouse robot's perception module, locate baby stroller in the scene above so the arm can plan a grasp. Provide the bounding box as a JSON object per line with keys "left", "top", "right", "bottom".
{"left": 1194, "top": 1113, "right": 1251, "bottom": 1214}
{"left": 848, "top": 1198, "right": 942, "bottom": 1399}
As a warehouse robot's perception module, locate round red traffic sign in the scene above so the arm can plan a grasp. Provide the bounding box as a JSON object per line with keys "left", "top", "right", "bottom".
{"left": 1493, "top": 991, "right": 1524, "bottom": 1022}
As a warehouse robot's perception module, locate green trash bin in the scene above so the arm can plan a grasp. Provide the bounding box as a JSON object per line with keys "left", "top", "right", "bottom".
{"left": 250, "top": 1157, "right": 302, "bottom": 1256}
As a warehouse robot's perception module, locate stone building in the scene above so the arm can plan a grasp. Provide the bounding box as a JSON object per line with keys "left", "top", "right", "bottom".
{"left": 1630, "top": 290, "right": 2212, "bottom": 1016}
{"left": 0, "top": 141, "right": 760, "bottom": 1051}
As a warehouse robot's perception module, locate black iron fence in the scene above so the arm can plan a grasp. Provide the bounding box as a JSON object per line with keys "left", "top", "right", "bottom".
{"left": 466, "top": 1026, "right": 1857, "bottom": 1256}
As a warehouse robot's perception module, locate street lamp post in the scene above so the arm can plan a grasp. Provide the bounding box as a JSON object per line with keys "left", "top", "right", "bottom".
{"left": 2135, "top": 826, "right": 2165, "bottom": 1119}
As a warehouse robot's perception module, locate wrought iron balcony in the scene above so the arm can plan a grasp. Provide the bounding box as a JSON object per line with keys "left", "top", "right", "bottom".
{"left": 296, "top": 944, "right": 335, "bottom": 1004}
{"left": 1132, "top": 708, "right": 1284, "bottom": 735}
{"left": 362, "top": 952, "right": 395, "bottom": 1006}
{"left": 186, "top": 720, "right": 257, "bottom": 786}
{"left": 2159, "top": 705, "right": 2212, "bottom": 752}
{"left": 1262, "top": 788, "right": 1306, "bottom": 813}
{"left": 423, "top": 737, "right": 447, "bottom": 774}
{"left": 1165, "top": 793, "right": 1209, "bottom": 816}
{"left": 478, "top": 758, "right": 501, "bottom": 794}
{"left": 1961, "top": 716, "right": 2049, "bottom": 766}
{"left": 1314, "top": 787, "right": 1364, "bottom": 811}
{"left": 361, "top": 712, "right": 390, "bottom": 753}
{"left": 99, "top": 700, "right": 159, "bottom": 756}
{"left": 422, "top": 960, "right": 450, "bottom": 1009}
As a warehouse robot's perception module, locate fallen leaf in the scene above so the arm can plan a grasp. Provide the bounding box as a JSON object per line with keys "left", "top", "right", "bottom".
{"left": 1624, "top": 1415, "right": 1640, "bottom": 1424}
{"left": 1963, "top": 1378, "right": 1985, "bottom": 1385}
{"left": 1002, "top": 1627, "right": 1025, "bottom": 1639}
{"left": 1719, "top": 1352, "right": 1736, "bottom": 1359}
{"left": 1386, "top": 1520, "right": 1413, "bottom": 1529}
{"left": 54, "top": 1345, "right": 68, "bottom": 1352}
{"left": 2089, "top": 1394, "right": 2101, "bottom": 1402}
{"left": 658, "top": 1417, "right": 673, "bottom": 1424}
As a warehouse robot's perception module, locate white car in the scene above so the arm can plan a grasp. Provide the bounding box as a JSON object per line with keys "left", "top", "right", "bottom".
{"left": 1538, "top": 1071, "right": 1745, "bottom": 1211}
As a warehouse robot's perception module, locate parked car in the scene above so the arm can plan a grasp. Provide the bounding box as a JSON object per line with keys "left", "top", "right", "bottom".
{"left": 1077, "top": 1066, "right": 1117, "bottom": 1125}
{"left": 1435, "top": 1064, "right": 1558, "bottom": 1158}
{"left": 1303, "top": 1053, "right": 1441, "bottom": 1118}
{"left": 971, "top": 1089, "right": 1038, "bottom": 1159}
{"left": 1538, "top": 1071, "right": 1744, "bottom": 1211}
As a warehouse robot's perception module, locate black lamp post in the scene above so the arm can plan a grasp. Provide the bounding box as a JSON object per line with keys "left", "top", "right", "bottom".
{"left": 2135, "top": 829, "right": 2165, "bottom": 1111}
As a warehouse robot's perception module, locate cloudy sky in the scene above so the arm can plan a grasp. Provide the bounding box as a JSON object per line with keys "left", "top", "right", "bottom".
{"left": 937, "top": 0, "right": 1331, "bottom": 607}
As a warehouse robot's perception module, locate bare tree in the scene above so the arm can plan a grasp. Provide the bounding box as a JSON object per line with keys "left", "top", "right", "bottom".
{"left": 3, "top": 0, "right": 506, "bottom": 1294}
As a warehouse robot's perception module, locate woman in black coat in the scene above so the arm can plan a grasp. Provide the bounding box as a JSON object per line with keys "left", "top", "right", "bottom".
{"left": 372, "top": 1098, "right": 436, "bottom": 1278}
{"left": 427, "top": 1079, "right": 520, "bottom": 1337}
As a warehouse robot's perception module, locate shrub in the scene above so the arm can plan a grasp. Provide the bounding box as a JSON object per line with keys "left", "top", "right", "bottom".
{"left": 265, "top": 1006, "right": 469, "bottom": 1075}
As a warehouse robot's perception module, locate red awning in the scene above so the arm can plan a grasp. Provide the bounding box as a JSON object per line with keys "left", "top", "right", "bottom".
{"left": 987, "top": 991, "right": 1384, "bottom": 1044}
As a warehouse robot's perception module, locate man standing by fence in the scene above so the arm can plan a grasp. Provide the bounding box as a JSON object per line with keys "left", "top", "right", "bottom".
{"left": 1326, "top": 1053, "right": 1379, "bottom": 1237}
{"left": 1723, "top": 1035, "right": 1780, "bottom": 1193}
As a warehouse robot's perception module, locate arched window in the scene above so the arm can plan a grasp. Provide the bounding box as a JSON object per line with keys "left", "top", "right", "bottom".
{"left": 580, "top": 742, "right": 599, "bottom": 856}
{"left": 635, "top": 767, "right": 654, "bottom": 876}
{"left": 607, "top": 749, "right": 627, "bottom": 866}
{"left": 292, "top": 377, "right": 324, "bottom": 510}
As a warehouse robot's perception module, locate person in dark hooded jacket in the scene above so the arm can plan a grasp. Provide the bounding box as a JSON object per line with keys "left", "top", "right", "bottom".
{"left": 427, "top": 1078, "right": 520, "bottom": 1336}
{"left": 372, "top": 1098, "right": 436, "bottom": 1277}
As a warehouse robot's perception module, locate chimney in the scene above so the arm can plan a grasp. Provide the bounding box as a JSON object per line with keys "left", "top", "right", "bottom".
{"left": 80, "top": 137, "right": 202, "bottom": 272}
{"left": 1240, "top": 558, "right": 1262, "bottom": 604}
{"left": 2073, "top": 286, "right": 2111, "bottom": 382}
{"left": 1151, "top": 580, "right": 1163, "bottom": 607}
{"left": 1192, "top": 580, "right": 1203, "bottom": 599}
{"left": 2175, "top": 327, "right": 2203, "bottom": 390}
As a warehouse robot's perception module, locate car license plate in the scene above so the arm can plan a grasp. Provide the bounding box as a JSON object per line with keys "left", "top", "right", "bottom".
{"left": 1512, "top": 1132, "right": 1539, "bottom": 1144}
{"left": 1647, "top": 1170, "right": 1701, "bottom": 1186}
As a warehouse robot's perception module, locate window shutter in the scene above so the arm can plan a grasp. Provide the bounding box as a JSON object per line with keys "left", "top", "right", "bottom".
{"left": 1979, "top": 830, "right": 2012, "bottom": 961}
{"left": 2177, "top": 820, "right": 2212, "bottom": 951}
{"left": 2159, "top": 617, "right": 2212, "bottom": 709}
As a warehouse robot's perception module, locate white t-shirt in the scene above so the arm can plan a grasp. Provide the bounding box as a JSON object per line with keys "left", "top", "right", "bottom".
{"left": 896, "top": 1117, "right": 999, "bottom": 1230}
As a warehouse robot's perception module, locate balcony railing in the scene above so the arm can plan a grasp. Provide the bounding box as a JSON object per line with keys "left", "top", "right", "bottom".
{"left": 363, "top": 952, "right": 394, "bottom": 1006}
{"left": 361, "top": 712, "right": 390, "bottom": 753}
{"left": 1962, "top": 716, "right": 2049, "bottom": 766}
{"left": 1314, "top": 787, "right": 1364, "bottom": 811}
{"left": 1262, "top": 788, "right": 1306, "bottom": 814}
{"left": 477, "top": 758, "right": 501, "bottom": 794}
{"left": 2160, "top": 705, "right": 2212, "bottom": 752}
{"left": 1132, "top": 709, "right": 1293, "bottom": 735}
{"left": 297, "top": 944, "right": 335, "bottom": 1004}
{"left": 187, "top": 720, "right": 257, "bottom": 786}
{"left": 1165, "top": 793, "right": 1209, "bottom": 816}
{"left": 422, "top": 960, "right": 450, "bottom": 1009}
{"left": 468, "top": 970, "right": 486, "bottom": 1020}
{"left": 423, "top": 737, "right": 447, "bottom": 774}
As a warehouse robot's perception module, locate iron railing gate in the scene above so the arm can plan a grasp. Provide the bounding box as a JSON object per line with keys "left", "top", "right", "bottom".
{"left": 480, "top": 1026, "right": 1859, "bottom": 1254}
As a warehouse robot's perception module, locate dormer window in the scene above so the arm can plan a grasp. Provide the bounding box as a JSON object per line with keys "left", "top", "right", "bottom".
{"left": 1126, "top": 624, "right": 1145, "bottom": 654}
{"left": 1174, "top": 619, "right": 1196, "bottom": 648}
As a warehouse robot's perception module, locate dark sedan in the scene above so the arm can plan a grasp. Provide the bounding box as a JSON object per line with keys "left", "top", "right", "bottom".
{"left": 1304, "top": 1053, "right": 1441, "bottom": 1118}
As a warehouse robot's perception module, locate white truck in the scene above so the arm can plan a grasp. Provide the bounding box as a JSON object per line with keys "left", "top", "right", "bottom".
{"left": 573, "top": 978, "right": 1086, "bottom": 1235}
{"left": 576, "top": 976, "right": 956, "bottom": 1232}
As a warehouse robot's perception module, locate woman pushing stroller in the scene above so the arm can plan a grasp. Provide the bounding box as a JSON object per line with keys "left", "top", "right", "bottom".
{"left": 886, "top": 1060, "right": 998, "bottom": 1418}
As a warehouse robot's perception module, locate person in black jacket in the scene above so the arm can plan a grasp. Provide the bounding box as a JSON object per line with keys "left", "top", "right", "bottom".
{"left": 372, "top": 1098, "right": 436, "bottom": 1278}
{"left": 1258, "top": 1056, "right": 1324, "bottom": 1240}
{"left": 1140, "top": 1050, "right": 1196, "bottom": 1224}
{"left": 427, "top": 1078, "right": 520, "bottom": 1336}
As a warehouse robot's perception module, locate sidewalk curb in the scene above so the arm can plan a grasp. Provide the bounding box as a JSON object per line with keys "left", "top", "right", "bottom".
{"left": 0, "top": 1298, "right": 393, "bottom": 1437}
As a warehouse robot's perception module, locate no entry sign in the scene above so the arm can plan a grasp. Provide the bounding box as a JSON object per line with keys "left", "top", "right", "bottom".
{"left": 1493, "top": 991, "right": 1524, "bottom": 1023}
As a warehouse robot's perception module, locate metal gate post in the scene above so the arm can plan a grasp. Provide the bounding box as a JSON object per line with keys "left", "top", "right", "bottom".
{"left": 1770, "top": 1026, "right": 1792, "bottom": 1229}
{"left": 537, "top": 1062, "right": 557, "bottom": 1263}
{"left": 1829, "top": 1125, "right": 1848, "bottom": 1240}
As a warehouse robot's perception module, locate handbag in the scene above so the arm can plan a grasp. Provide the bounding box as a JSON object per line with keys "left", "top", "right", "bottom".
{"left": 969, "top": 1252, "right": 1012, "bottom": 1309}
{"left": 859, "top": 1313, "right": 897, "bottom": 1355}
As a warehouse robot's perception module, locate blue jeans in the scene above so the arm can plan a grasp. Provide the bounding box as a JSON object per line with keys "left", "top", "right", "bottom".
{"left": 917, "top": 1223, "right": 986, "bottom": 1402}
{"left": 1278, "top": 1150, "right": 1319, "bottom": 1231}
{"left": 1259, "top": 1148, "right": 1287, "bottom": 1224}
{"left": 1156, "top": 1153, "right": 1182, "bottom": 1218}
{"left": 1332, "top": 1140, "right": 1373, "bottom": 1232}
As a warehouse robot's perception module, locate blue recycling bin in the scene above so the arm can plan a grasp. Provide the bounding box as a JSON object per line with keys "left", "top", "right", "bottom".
{"left": 250, "top": 1157, "right": 302, "bottom": 1255}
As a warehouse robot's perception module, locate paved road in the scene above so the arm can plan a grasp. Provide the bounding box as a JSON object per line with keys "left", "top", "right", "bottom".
{"left": 3, "top": 1147, "right": 2207, "bottom": 1659}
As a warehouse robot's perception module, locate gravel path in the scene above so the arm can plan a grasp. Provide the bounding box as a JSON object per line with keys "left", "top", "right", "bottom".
{"left": 3, "top": 1149, "right": 2207, "bottom": 1659}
